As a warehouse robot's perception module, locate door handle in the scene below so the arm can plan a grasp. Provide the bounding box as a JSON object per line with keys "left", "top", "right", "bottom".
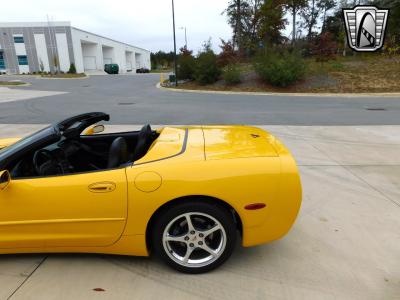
{"left": 88, "top": 182, "right": 116, "bottom": 193}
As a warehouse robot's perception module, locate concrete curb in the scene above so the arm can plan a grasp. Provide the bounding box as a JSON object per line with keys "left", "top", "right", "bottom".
{"left": 37, "top": 74, "right": 89, "bottom": 80}
{"left": 156, "top": 83, "right": 400, "bottom": 98}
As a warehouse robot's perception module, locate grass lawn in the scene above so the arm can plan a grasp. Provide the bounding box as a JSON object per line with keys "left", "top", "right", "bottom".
{"left": 173, "top": 55, "right": 400, "bottom": 94}
{"left": 41, "top": 73, "right": 86, "bottom": 78}
{"left": 0, "top": 81, "right": 27, "bottom": 86}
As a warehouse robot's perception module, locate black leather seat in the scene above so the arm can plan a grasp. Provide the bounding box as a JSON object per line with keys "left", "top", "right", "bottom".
{"left": 131, "top": 124, "right": 153, "bottom": 162}
{"left": 107, "top": 137, "right": 128, "bottom": 169}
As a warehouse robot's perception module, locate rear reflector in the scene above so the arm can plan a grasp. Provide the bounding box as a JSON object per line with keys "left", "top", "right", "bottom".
{"left": 244, "top": 203, "right": 266, "bottom": 210}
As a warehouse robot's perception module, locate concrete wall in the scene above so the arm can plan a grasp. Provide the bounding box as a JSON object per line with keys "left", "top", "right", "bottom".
{"left": 55, "top": 33, "right": 70, "bottom": 72}
{"left": 33, "top": 34, "right": 50, "bottom": 72}
{"left": 102, "top": 46, "right": 115, "bottom": 65}
{"left": 0, "top": 22, "right": 150, "bottom": 74}
{"left": 13, "top": 34, "right": 29, "bottom": 73}
{"left": 71, "top": 27, "right": 151, "bottom": 74}
{"left": 0, "top": 23, "right": 74, "bottom": 74}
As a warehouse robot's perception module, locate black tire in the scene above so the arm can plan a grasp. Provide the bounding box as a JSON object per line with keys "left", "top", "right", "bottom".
{"left": 152, "top": 200, "right": 237, "bottom": 274}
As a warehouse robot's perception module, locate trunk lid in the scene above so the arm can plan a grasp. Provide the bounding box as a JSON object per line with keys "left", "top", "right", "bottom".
{"left": 202, "top": 126, "right": 279, "bottom": 160}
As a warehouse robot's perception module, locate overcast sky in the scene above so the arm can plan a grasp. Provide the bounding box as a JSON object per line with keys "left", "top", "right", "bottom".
{"left": 2, "top": 0, "right": 233, "bottom": 53}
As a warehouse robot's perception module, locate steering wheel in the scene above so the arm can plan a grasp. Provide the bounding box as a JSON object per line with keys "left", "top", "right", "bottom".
{"left": 33, "top": 149, "right": 65, "bottom": 176}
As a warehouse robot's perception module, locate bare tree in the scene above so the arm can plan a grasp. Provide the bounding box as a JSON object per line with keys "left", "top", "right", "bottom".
{"left": 319, "top": 0, "right": 336, "bottom": 32}
{"left": 285, "top": 0, "right": 307, "bottom": 44}
{"left": 301, "top": 0, "right": 323, "bottom": 41}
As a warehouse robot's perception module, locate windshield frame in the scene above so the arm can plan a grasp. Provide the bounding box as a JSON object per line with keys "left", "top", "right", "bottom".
{"left": 0, "top": 126, "right": 60, "bottom": 170}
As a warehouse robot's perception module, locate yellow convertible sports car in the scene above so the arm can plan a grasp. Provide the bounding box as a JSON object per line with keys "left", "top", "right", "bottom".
{"left": 0, "top": 112, "right": 301, "bottom": 273}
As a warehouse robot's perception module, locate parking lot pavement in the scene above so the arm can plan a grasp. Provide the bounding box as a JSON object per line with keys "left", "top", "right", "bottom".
{"left": 0, "top": 125, "right": 399, "bottom": 300}
{"left": 1, "top": 74, "right": 400, "bottom": 125}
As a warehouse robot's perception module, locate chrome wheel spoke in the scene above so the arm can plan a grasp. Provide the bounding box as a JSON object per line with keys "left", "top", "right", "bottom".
{"left": 165, "top": 234, "right": 187, "bottom": 243}
{"left": 184, "top": 213, "right": 195, "bottom": 233}
{"left": 201, "top": 224, "right": 222, "bottom": 238}
{"left": 198, "top": 243, "right": 217, "bottom": 257}
{"left": 183, "top": 245, "right": 195, "bottom": 263}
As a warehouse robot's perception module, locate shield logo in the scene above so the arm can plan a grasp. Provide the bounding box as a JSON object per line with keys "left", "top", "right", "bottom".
{"left": 343, "top": 6, "right": 389, "bottom": 52}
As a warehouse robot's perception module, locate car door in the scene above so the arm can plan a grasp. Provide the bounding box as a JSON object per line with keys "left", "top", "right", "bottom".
{"left": 0, "top": 168, "right": 128, "bottom": 249}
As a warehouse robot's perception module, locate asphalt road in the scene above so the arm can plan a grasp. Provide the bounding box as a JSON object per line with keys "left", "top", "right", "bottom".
{"left": 0, "top": 74, "right": 399, "bottom": 125}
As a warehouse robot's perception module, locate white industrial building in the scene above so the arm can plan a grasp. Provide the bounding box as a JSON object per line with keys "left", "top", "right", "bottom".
{"left": 0, "top": 22, "right": 151, "bottom": 74}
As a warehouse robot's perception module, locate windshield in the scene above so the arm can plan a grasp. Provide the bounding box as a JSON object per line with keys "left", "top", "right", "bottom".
{"left": 0, "top": 126, "right": 56, "bottom": 160}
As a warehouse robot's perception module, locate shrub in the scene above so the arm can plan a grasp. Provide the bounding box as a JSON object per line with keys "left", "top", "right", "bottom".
{"left": 177, "top": 46, "right": 195, "bottom": 80}
{"left": 217, "top": 39, "right": 237, "bottom": 67}
{"left": 253, "top": 51, "right": 306, "bottom": 87}
{"left": 313, "top": 32, "right": 337, "bottom": 63}
{"left": 223, "top": 64, "right": 241, "bottom": 85}
{"left": 68, "top": 63, "right": 77, "bottom": 74}
{"left": 194, "top": 50, "right": 221, "bottom": 85}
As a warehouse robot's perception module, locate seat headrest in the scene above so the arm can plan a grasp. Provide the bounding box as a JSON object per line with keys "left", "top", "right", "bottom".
{"left": 107, "top": 137, "right": 128, "bottom": 169}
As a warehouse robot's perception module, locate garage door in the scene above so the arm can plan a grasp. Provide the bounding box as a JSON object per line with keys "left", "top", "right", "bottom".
{"left": 83, "top": 56, "right": 96, "bottom": 70}
{"left": 103, "top": 58, "right": 112, "bottom": 65}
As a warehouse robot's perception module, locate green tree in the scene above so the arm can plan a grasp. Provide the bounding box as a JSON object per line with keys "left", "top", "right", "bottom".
{"left": 371, "top": 0, "right": 400, "bottom": 45}
{"left": 194, "top": 40, "right": 221, "bottom": 85}
{"left": 151, "top": 51, "right": 175, "bottom": 70}
{"left": 258, "top": 0, "right": 287, "bottom": 46}
{"left": 68, "top": 63, "right": 77, "bottom": 74}
{"left": 177, "top": 46, "right": 195, "bottom": 80}
{"left": 243, "top": 0, "right": 264, "bottom": 54}
{"left": 319, "top": 0, "right": 336, "bottom": 32}
{"left": 224, "top": 0, "right": 250, "bottom": 54}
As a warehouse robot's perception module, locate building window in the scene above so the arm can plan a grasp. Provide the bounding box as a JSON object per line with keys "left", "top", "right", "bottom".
{"left": 0, "top": 52, "right": 5, "bottom": 69}
{"left": 13, "top": 36, "right": 24, "bottom": 43}
{"left": 17, "top": 55, "right": 28, "bottom": 65}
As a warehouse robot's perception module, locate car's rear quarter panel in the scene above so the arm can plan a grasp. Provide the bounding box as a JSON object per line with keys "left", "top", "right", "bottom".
{"left": 125, "top": 126, "right": 301, "bottom": 252}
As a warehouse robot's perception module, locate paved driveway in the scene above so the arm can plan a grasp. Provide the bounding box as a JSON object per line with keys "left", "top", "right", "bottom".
{"left": 0, "top": 124, "right": 399, "bottom": 300}
{"left": 0, "top": 74, "right": 399, "bottom": 125}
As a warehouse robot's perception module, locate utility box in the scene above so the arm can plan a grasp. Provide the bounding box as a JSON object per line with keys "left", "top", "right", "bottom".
{"left": 104, "top": 64, "right": 119, "bottom": 74}
{"left": 169, "top": 74, "right": 176, "bottom": 83}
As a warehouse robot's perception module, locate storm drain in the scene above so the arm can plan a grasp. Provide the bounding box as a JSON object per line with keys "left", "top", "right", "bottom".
{"left": 118, "top": 102, "right": 135, "bottom": 106}
{"left": 365, "top": 107, "right": 386, "bottom": 111}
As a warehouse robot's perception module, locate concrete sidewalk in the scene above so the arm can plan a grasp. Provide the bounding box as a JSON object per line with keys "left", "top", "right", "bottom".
{"left": 0, "top": 125, "right": 399, "bottom": 300}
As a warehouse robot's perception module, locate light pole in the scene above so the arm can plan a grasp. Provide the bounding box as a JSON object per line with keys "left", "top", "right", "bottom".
{"left": 179, "top": 27, "right": 187, "bottom": 49}
{"left": 171, "top": 0, "right": 178, "bottom": 86}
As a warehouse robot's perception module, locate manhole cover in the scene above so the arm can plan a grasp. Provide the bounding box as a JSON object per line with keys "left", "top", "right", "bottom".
{"left": 82, "top": 85, "right": 90, "bottom": 87}
{"left": 365, "top": 107, "right": 386, "bottom": 111}
{"left": 118, "top": 102, "right": 135, "bottom": 105}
